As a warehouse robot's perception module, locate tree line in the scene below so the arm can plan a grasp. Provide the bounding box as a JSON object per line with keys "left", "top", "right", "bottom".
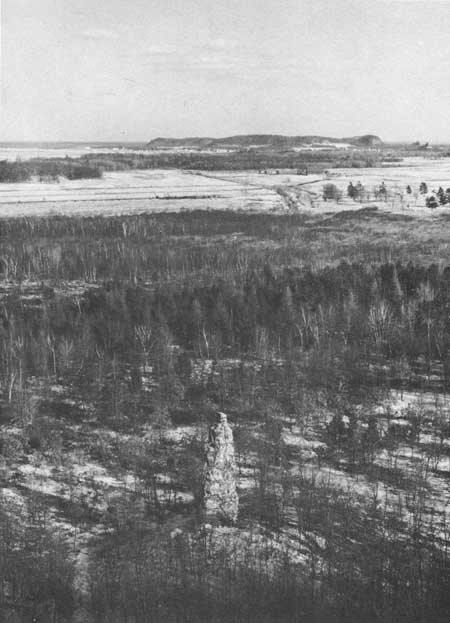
{"left": 0, "top": 159, "right": 102, "bottom": 183}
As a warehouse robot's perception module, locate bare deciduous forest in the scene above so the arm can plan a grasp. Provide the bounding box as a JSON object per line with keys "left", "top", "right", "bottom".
{"left": 1, "top": 205, "right": 450, "bottom": 621}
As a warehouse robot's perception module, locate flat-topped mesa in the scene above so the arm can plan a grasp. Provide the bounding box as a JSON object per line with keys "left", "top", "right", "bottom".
{"left": 203, "top": 412, "right": 239, "bottom": 523}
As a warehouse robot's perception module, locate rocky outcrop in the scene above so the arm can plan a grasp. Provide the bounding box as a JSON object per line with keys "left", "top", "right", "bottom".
{"left": 203, "top": 412, "right": 238, "bottom": 523}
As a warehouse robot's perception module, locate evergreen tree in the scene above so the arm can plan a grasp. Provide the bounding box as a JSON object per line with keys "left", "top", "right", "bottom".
{"left": 426, "top": 195, "right": 438, "bottom": 209}
{"left": 347, "top": 181, "right": 356, "bottom": 199}
{"left": 437, "top": 186, "right": 446, "bottom": 205}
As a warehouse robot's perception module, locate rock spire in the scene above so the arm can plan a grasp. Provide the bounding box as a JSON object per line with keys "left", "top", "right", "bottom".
{"left": 203, "top": 412, "right": 238, "bottom": 523}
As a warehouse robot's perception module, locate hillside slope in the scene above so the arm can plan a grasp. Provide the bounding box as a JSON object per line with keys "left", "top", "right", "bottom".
{"left": 147, "top": 133, "right": 383, "bottom": 149}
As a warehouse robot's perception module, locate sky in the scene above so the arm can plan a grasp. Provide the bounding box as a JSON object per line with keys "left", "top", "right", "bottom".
{"left": 1, "top": 0, "right": 450, "bottom": 142}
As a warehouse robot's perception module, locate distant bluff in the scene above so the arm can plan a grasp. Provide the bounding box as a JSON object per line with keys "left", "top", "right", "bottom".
{"left": 346, "top": 134, "right": 383, "bottom": 147}
{"left": 147, "top": 134, "right": 383, "bottom": 149}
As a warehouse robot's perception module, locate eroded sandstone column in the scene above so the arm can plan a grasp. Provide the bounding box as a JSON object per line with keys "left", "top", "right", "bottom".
{"left": 203, "top": 412, "right": 238, "bottom": 523}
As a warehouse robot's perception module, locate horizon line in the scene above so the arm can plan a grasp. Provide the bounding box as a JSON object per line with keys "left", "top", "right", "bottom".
{"left": 0, "top": 136, "right": 449, "bottom": 145}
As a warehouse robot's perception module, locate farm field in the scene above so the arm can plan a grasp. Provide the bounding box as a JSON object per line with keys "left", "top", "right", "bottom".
{"left": 0, "top": 169, "right": 285, "bottom": 217}
{"left": 216, "top": 157, "right": 450, "bottom": 213}
{"left": 2, "top": 156, "right": 450, "bottom": 218}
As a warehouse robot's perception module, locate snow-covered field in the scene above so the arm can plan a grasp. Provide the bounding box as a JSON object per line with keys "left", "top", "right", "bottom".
{"left": 0, "top": 169, "right": 285, "bottom": 217}
{"left": 2, "top": 157, "right": 450, "bottom": 218}
{"left": 214, "top": 157, "right": 450, "bottom": 214}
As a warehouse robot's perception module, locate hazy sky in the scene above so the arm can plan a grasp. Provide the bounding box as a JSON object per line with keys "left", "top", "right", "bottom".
{"left": 1, "top": 0, "right": 450, "bottom": 142}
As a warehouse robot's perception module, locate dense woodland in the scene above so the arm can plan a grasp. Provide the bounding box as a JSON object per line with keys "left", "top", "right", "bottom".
{"left": 0, "top": 159, "right": 102, "bottom": 183}
{"left": 1, "top": 209, "right": 450, "bottom": 621}
{"left": 78, "top": 148, "right": 387, "bottom": 173}
{"left": 0, "top": 148, "right": 386, "bottom": 184}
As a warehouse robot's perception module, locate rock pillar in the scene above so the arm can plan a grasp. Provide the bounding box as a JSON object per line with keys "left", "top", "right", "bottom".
{"left": 203, "top": 412, "right": 238, "bottom": 523}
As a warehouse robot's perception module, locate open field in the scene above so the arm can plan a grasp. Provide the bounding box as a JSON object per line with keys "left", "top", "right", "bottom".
{"left": 0, "top": 169, "right": 285, "bottom": 217}
{"left": 1, "top": 156, "right": 450, "bottom": 218}
{"left": 213, "top": 157, "right": 450, "bottom": 213}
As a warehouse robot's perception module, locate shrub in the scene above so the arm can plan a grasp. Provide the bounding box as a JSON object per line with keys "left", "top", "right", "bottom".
{"left": 323, "top": 183, "right": 342, "bottom": 202}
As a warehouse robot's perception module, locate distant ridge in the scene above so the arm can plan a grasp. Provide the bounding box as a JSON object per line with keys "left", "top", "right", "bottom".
{"left": 147, "top": 134, "right": 383, "bottom": 149}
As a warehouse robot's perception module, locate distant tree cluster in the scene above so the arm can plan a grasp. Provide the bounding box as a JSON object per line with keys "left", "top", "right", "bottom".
{"left": 346, "top": 178, "right": 450, "bottom": 209}
{"left": 418, "top": 183, "right": 450, "bottom": 209}
{"left": 322, "top": 183, "right": 342, "bottom": 202}
{"left": 0, "top": 159, "right": 102, "bottom": 183}
{"left": 347, "top": 181, "right": 365, "bottom": 201}
{"left": 0, "top": 160, "right": 29, "bottom": 183}
{"left": 78, "top": 148, "right": 382, "bottom": 173}
{"left": 347, "top": 181, "right": 390, "bottom": 202}
{"left": 65, "top": 164, "right": 102, "bottom": 180}
{"left": 430, "top": 186, "right": 450, "bottom": 207}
